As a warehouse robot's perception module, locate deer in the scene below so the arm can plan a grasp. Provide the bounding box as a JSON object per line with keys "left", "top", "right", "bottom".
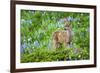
{"left": 52, "top": 18, "right": 72, "bottom": 49}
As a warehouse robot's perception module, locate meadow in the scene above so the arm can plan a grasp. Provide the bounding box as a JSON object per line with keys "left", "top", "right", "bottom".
{"left": 20, "top": 10, "right": 90, "bottom": 63}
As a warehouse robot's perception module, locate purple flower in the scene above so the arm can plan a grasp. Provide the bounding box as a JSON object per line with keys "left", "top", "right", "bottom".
{"left": 74, "top": 18, "right": 80, "bottom": 22}
{"left": 34, "top": 40, "right": 40, "bottom": 48}
{"left": 67, "top": 16, "right": 73, "bottom": 21}
{"left": 27, "top": 20, "right": 32, "bottom": 24}
{"left": 21, "top": 43, "right": 27, "bottom": 53}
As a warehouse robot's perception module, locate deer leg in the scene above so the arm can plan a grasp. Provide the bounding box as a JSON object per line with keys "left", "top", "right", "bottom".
{"left": 55, "top": 42, "right": 59, "bottom": 49}
{"left": 53, "top": 40, "right": 59, "bottom": 49}
{"left": 63, "top": 42, "right": 67, "bottom": 48}
{"left": 67, "top": 42, "right": 72, "bottom": 48}
{"left": 53, "top": 40, "right": 56, "bottom": 49}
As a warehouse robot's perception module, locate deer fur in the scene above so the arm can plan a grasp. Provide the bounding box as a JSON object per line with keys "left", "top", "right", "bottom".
{"left": 52, "top": 19, "right": 72, "bottom": 49}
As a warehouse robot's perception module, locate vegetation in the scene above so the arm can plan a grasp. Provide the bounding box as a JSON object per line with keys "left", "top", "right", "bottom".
{"left": 20, "top": 10, "right": 90, "bottom": 63}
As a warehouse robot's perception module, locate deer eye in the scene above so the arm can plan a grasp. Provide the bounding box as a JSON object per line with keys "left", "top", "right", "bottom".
{"left": 64, "top": 28, "right": 67, "bottom": 30}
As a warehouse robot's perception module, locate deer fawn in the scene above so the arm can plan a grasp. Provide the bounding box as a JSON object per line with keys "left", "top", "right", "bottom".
{"left": 52, "top": 18, "right": 72, "bottom": 49}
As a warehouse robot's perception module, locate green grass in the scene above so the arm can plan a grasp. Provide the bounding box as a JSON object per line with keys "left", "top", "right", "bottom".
{"left": 21, "top": 48, "right": 89, "bottom": 63}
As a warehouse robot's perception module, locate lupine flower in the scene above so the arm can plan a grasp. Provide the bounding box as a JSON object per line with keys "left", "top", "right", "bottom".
{"left": 34, "top": 40, "right": 40, "bottom": 48}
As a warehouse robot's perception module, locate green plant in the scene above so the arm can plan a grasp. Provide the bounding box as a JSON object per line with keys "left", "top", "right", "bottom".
{"left": 20, "top": 10, "right": 90, "bottom": 63}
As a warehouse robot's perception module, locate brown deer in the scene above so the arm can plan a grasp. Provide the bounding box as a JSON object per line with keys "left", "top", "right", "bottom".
{"left": 52, "top": 18, "right": 72, "bottom": 49}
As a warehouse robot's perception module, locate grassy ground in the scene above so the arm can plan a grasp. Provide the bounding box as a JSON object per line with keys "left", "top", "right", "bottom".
{"left": 21, "top": 47, "right": 89, "bottom": 63}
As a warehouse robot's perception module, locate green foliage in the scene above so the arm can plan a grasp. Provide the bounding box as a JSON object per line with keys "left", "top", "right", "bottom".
{"left": 20, "top": 10, "right": 90, "bottom": 62}
{"left": 21, "top": 48, "right": 89, "bottom": 62}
